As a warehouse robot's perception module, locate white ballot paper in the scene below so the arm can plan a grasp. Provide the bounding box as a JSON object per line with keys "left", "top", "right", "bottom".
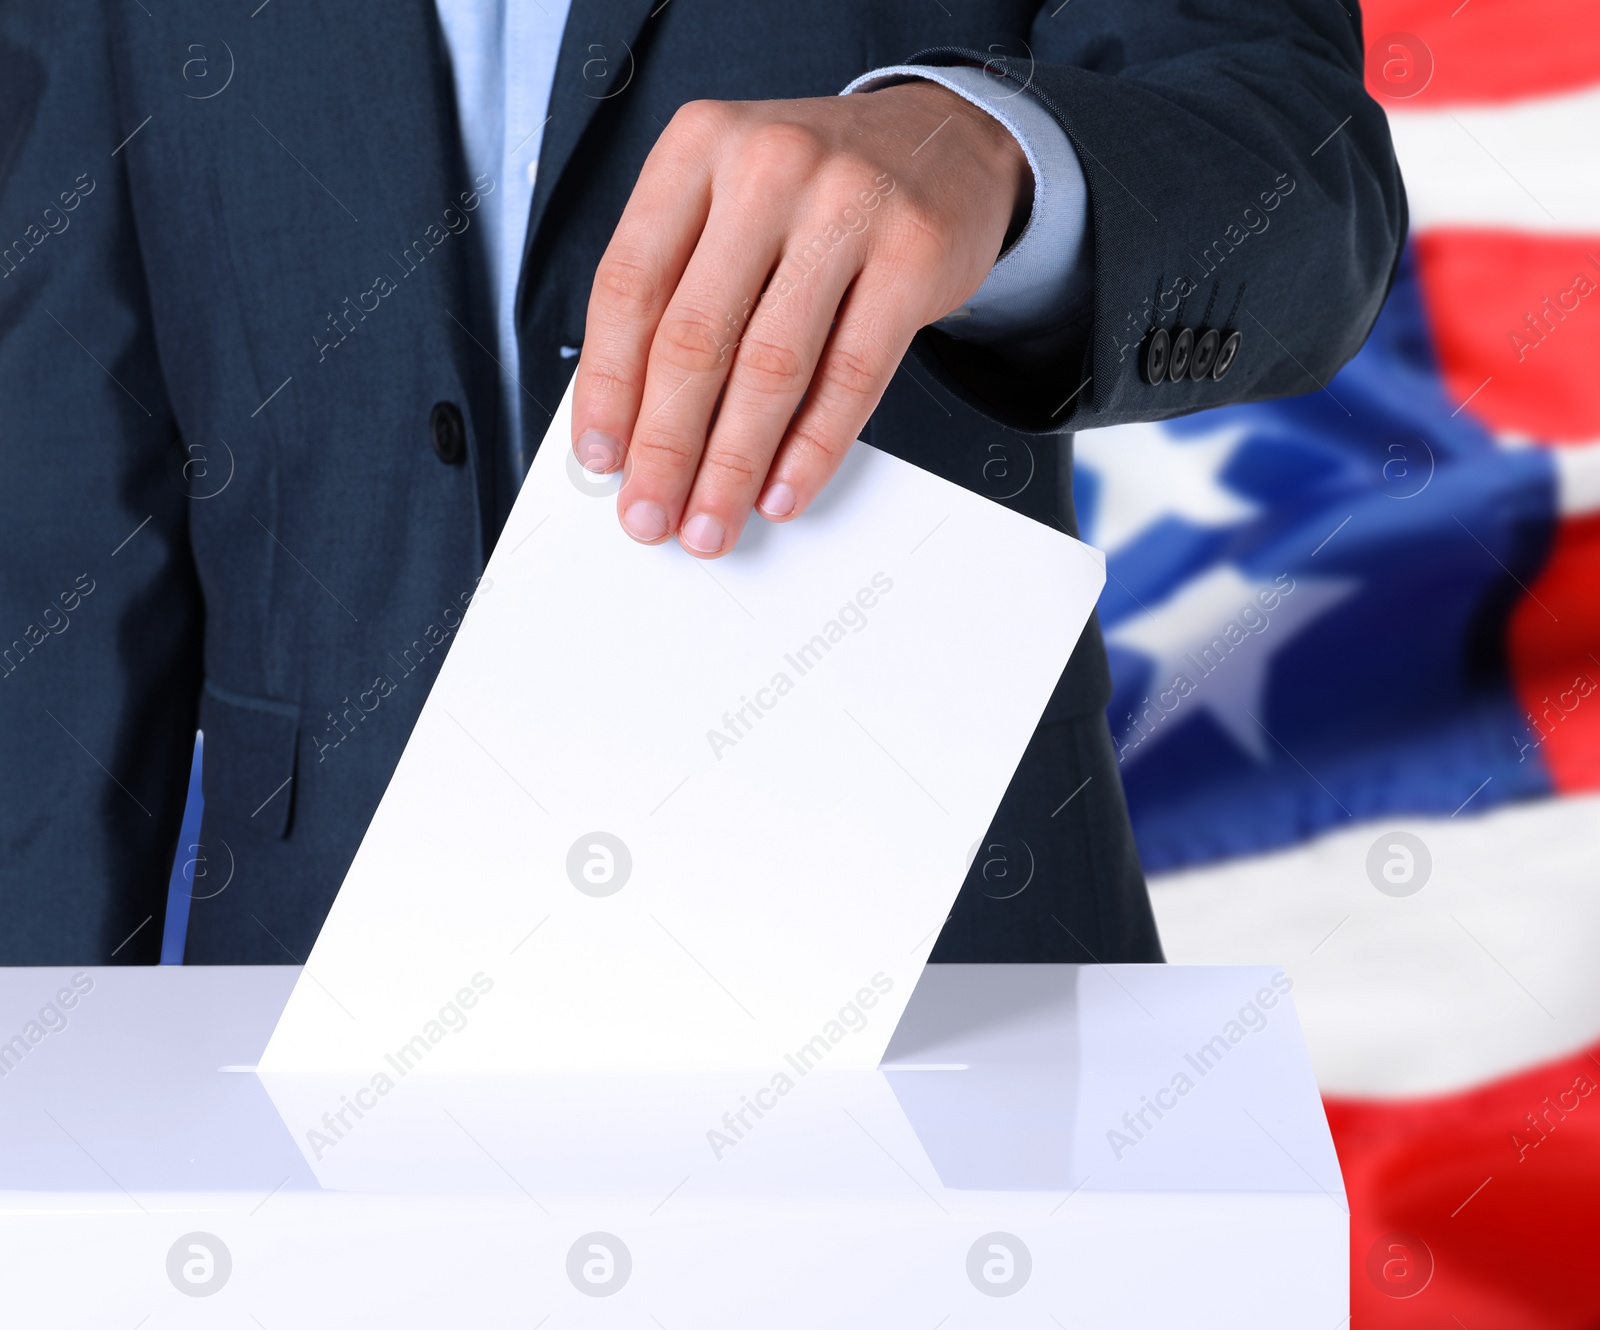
{"left": 261, "top": 380, "right": 1104, "bottom": 1075}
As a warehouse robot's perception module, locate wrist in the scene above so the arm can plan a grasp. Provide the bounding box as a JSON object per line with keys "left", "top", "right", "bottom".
{"left": 869, "top": 79, "right": 1034, "bottom": 247}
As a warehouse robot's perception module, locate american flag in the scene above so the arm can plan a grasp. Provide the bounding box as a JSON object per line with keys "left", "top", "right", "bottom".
{"left": 1074, "top": 3, "right": 1600, "bottom": 1321}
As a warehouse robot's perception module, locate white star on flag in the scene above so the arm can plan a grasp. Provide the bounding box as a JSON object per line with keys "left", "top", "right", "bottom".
{"left": 1074, "top": 420, "right": 1259, "bottom": 554}
{"left": 1106, "top": 565, "right": 1358, "bottom": 763}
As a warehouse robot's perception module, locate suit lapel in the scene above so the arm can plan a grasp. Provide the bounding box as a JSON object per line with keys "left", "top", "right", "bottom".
{"left": 516, "top": 0, "right": 660, "bottom": 307}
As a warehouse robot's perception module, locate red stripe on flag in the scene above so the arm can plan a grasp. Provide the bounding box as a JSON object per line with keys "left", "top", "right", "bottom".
{"left": 1508, "top": 513, "right": 1600, "bottom": 791}
{"left": 1414, "top": 230, "right": 1600, "bottom": 444}
{"left": 1362, "top": 0, "right": 1600, "bottom": 107}
{"left": 1416, "top": 232, "right": 1600, "bottom": 787}
{"left": 1326, "top": 1038, "right": 1600, "bottom": 1329}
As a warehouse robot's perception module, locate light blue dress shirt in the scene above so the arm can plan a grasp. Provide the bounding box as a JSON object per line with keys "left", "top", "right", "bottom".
{"left": 433, "top": 1, "right": 1090, "bottom": 470}
{"left": 434, "top": 0, "right": 570, "bottom": 472}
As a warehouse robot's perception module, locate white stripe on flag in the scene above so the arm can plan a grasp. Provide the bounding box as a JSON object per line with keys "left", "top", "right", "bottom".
{"left": 1494, "top": 434, "right": 1600, "bottom": 516}
{"left": 1553, "top": 439, "right": 1600, "bottom": 515}
{"left": 1149, "top": 791, "right": 1600, "bottom": 1098}
{"left": 1387, "top": 81, "right": 1600, "bottom": 235}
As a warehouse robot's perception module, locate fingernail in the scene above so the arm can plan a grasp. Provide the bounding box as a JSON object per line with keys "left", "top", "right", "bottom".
{"left": 578, "top": 429, "right": 622, "bottom": 473}
{"left": 680, "top": 513, "right": 725, "bottom": 554}
{"left": 759, "top": 481, "right": 796, "bottom": 518}
{"left": 622, "top": 501, "right": 669, "bottom": 542}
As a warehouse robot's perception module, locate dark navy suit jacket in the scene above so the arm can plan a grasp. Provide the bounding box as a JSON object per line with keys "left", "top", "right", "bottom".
{"left": 0, "top": 1, "right": 1403, "bottom": 964}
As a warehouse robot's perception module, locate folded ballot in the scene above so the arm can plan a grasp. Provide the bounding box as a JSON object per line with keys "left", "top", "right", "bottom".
{"left": 260, "top": 379, "right": 1104, "bottom": 1074}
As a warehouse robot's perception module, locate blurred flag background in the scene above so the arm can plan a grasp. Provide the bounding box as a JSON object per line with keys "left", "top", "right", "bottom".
{"left": 1074, "top": 2, "right": 1600, "bottom": 1321}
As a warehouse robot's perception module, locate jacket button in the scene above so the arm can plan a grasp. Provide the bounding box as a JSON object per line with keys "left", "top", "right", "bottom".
{"left": 1188, "top": 328, "right": 1221, "bottom": 380}
{"left": 1167, "top": 327, "right": 1194, "bottom": 382}
{"left": 430, "top": 401, "right": 467, "bottom": 465}
{"left": 1142, "top": 328, "right": 1170, "bottom": 385}
{"left": 1212, "top": 330, "right": 1243, "bottom": 380}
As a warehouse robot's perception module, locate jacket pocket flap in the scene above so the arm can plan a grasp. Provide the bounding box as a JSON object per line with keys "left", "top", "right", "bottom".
{"left": 199, "top": 681, "right": 298, "bottom": 838}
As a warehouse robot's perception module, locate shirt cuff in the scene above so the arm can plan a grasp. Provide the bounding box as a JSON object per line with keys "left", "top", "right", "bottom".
{"left": 841, "top": 63, "right": 1093, "bottom": 353}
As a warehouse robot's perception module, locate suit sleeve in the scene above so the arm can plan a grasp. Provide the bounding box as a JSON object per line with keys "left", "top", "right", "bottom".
{"left": 0, "top": 5, "right": 201, "bottom": 962}
{"left": 904, "top": 0, "right": 1407, "bottom": 432}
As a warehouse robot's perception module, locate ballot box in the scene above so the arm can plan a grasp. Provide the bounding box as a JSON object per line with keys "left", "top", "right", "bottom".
{"left": 0, "top": 962, "right": 1345, "bottom": 1326}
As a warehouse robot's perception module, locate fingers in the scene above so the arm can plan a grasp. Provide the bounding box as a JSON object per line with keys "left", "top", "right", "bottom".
{"left": 572, "top": 106, "right": 718, "bottom": 475}
{"left": 670, "top": 214, "right": 865, "bottom": 556}
{"left": 576, "top": 99, "right": 956, "bottom": 557}
{"left": 756, "top": 275, "right": 911, "bottom": 523}
{"left": 611, "top": 186, "right": 788, "bottom": 547}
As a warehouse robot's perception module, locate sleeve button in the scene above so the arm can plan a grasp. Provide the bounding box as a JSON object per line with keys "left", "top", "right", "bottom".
{"left": 1167, "top": 327, "right": 1195, "bottom": 382}
{"left": 1211, "top": 330, "right": 1243, "bottom": 380}
{"left": 1142, "top": 327, "right": 1170, "bottom": 385}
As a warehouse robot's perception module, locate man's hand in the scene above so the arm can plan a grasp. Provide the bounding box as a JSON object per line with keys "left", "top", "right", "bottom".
{"left": 571, "top": 81, "right": 1031, "bottom": 558}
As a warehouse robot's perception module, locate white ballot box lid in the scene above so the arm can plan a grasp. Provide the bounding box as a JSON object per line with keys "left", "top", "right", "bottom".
{"left": 0, "top": 963, "right": 1345, "bottom": 1327}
